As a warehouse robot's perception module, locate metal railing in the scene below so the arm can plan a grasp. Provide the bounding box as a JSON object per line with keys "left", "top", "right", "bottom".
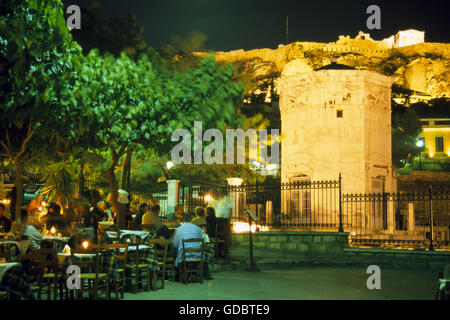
{"left": 177, "top": 179, "right": 449, "bottom": 249}
{"left": 342, "top": 190, "right": 450, "bottom": 249}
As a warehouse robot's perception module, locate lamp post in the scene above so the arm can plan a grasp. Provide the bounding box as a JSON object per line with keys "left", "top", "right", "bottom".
{"left": 428, "top": 185, "right": 434, "bottom": 251}
{"left": 416, "top": 140, "right": 424, "bottom": 170}
{"left": 250, "top": 161, "right": 263, "bottom": 223}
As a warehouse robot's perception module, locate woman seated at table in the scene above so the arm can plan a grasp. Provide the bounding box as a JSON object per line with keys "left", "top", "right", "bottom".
{"left": 7, "top": 209, "right": 43, "bottom": 250}
{"left": 191, "top": 207, "right": 207, "bottom": 230}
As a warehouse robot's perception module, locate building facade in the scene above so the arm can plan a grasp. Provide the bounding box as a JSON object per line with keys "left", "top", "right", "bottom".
{"left": 277, "top": 64, "right": 395, "bottom": 194}
{"left": 418, "top": 117, "right": 450, "bottom": 158}
{"left": 394, "top": 29, "right": 425, "bottom": 48}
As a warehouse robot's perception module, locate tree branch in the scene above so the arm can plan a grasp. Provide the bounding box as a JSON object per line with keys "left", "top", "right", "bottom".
{"left": 15, "top": 121, "right": 34, "bottom": 160}
{"left": 24, "top": 150, "right": 41, "bottom": 165}
{"left": 4, "top": 129, "right": 12, "bottom": 153}
{"left": 0, "top": 140, "right": 11, "bottom": 157}
{"left": 117, "top": 144, "right": 127, "bottom": 158}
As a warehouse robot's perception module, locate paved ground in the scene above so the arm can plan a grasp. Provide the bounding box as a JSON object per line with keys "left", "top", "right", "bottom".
{"left": 123, "top": 266, "right": 438, "bottom": 300}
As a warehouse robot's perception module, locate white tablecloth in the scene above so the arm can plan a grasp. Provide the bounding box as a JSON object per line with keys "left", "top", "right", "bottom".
{"left": 0, "top": 262, "right": 20, "bottom": 283}
{"left": 105, "top": 230, "right": 150, "bottom": 240}
{"left": 119, "top": 245, "right": 151, "bottom": 253}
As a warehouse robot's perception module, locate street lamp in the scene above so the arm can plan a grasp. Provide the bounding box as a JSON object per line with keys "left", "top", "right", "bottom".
{"left": 416, "top": 140, "right": 424, "bottom": 170}
{"left": 166, "top": 161, "right": 175, "bottom": 170}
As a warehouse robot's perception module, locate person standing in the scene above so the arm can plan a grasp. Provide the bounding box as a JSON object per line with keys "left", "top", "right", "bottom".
{"left": 205, "top": 206, "right": 217, "bottom": 238}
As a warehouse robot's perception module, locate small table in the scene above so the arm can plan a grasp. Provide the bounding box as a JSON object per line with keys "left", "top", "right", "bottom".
{"left": 58, "top": 250, "right": 117, "bottom": 280}
{"left": 42, "top": 236, "right": 70, "bottom": 252}
{"left": 114, "top": 244, "right": 160, "bottom": 272}
{"left": 105, "top": 230, "right": 151, "bottom": 243}
{"left": 438, "top": 279, "right": 450, "bottom": 300}
{"left": 0, "top": 240, "right": 28, "bottom": 258}
{"left": 203, "top": 242, "right": 216, "bottom": 264}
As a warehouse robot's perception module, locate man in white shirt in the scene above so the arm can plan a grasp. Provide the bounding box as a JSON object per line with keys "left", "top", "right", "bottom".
{"left": 19, "top": 209, "right": 43, "bottom": 250}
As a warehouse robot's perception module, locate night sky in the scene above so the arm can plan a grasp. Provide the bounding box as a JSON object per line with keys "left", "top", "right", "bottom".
{"left": 65, "top": 0, "right": 450, "bottom": 51}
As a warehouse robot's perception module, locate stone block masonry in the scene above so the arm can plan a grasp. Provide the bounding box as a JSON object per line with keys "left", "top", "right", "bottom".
{"left": 231, "top": 231, "right": 349, "bottom": 255}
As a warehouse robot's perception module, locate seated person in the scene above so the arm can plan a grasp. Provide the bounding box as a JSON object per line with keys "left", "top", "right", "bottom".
{"left": 8, "top": 209, "right": 43, "bottom": 250}
{"left": 205, "top": 206, "right": 217, "bottom": 238}
{"left": 191, "top": 207, "right": 207, "bottom": 229}
{"left": 44, "top": 203, "right": 66, "bottom": 230}
{"left": 0, "top": 203, "right": 11, "bottom": 233}
{"left": 174, "top": 204, "right": 190, "bottom": 226}
{"left": 27, "top": 194, "right": 43, "bottom": 215}
{"left": 142, "top": 204, "right": 162, "bottom": 232}
{"left": 134, "top": 203, "right": 149, "bottom": 229}
{"left": 91, "top": 201, "right": 109, "bottom": 222}
{"left": 172, "top": 215, "right": 213, "bottom": 280}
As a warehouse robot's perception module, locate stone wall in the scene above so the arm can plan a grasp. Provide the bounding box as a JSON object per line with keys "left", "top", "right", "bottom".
{"left": 232, "top": 231, "right": 348, "bottom": 255}
{"left": 396, "top": 170, "right": 450, "bottom": 192}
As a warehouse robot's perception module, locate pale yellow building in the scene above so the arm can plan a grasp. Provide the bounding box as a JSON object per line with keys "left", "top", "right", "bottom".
{"left": 418, "top": 117, "right": 450, "bottom": 157}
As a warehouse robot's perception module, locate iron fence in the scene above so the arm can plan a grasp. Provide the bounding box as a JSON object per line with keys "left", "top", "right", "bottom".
{"left": 227, "top": 180, "right": 340, "bottom": 231}
{"left": 342, "top": 191, "right": 450, "bottom": 249}
{"left": 177, "top": 179, "right": 449, "bottom": 249}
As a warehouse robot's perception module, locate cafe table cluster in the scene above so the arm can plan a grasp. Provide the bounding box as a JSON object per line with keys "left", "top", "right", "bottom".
{"left": 0, "top": 228, "right": 216, "bottom": 300}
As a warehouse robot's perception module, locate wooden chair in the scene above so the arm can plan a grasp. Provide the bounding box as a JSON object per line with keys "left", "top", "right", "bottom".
{"left": 35, "top": 248, "right": 60, "bottom": 300}
{"left": 181, "top": 238, "right": 204, "bottom": 284}
{"left": 0, "top": 243, "right": 11, "bottom": 262}
{"left": 17, "top": 251, "right": 45, "bottom": 299}
{"left": 103, "top": 243, "right": 128, "bottom": 299}
{"left": 148, "top": 239, "right": 172, "bottom": 289}
{"left": 165, "top": 254, "right": 176, "bottom": 283}
{"left": 209, "top": 224, "right": 225, "bottom": 258}
{"left": 70, "top": 248, "right": 109, "bottom": 300}
{"left": 124, "top": 243, "right": 151, "bottom": 293}
{"left": 213, "top": 224, "right": 227, "bottom": 258}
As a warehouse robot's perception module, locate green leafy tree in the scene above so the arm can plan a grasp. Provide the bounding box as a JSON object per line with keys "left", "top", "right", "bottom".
{"left": 69, "top": 49, "right": 242, "bottom": 228}
{"left": 391, "top": 104, "right": 423, "bottom": 168}
{"left": 0, "top": 0, "right": 82, "bottom": 221}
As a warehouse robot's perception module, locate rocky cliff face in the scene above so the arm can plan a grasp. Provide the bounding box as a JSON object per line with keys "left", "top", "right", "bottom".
{"left": 195, "top": 41, "right": 450, "bottom": 103}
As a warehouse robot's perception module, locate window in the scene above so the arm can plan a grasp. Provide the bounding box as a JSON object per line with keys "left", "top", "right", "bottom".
{"left": 420, "top": 120, "right": 429, "bottom": 126}
{"left": 435, "top": 120, "right": 450, "bottom": 126}
{"left": 290, "top": 175, "right": 311, "bottom": 218}
{"left": 337, "top": 110, "right": 343, "bottom": 118}
{"left": 435, "top": 137, "right": 444, "bottom": 153}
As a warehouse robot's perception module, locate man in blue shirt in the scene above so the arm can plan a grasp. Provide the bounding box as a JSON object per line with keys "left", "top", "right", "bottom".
{"left": 172, "top": 217, "right": 213, "bottom": 281}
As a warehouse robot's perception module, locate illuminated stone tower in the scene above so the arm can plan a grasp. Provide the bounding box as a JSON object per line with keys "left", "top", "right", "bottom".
{"left": 278, "top": 63, "right": 394, "bottom": 194}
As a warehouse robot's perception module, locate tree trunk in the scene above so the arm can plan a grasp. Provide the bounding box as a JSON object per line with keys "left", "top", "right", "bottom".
{"left": 76, "top": 158, "right": 85, "bottom": 200}
{"left": 14, "top": 161, "right": 24, "bottom": 224}
{"left": 126, "top": 153, "right": 131, "bottom": 190}
{"left": 106, "top": 149, "right": 126, "bottom": 229}
{"left": 120, "top": 149, "right": 132, "bottom": 190}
